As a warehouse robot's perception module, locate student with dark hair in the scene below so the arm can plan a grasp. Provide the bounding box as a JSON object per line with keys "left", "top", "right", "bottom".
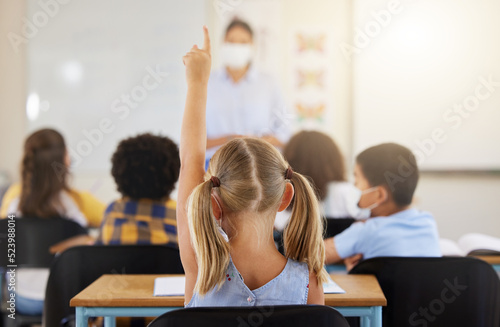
{"left": 282, "top": 131, "right": 369, "bottom": 222}
{"left": 0, "top": 128, "right": 104, "bottom": 225}
{"left": 206, "top": 18, "right": 289, "bottom": 161}
{"left": 324, "top": 143, "right": 441, "bottom": 270}
{"left": 0, "top": 128, "right": 105, "bottom": 316}
{"left": 95, "top": 133, "right": 180, "bottom": 246}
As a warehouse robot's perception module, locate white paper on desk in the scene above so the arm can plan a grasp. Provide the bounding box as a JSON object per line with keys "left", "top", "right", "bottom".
{"left": 154, "top": 276, "right": 186, "bottom": 296}
{"left": 323, "top": 275, "right": 346, "bottom": 294}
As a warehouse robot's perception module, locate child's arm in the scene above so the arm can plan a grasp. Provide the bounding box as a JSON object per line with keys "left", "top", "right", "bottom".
{"left": 307, "top": 270, "right": 325, "bottom": 304}
{"left": 324, "top": 237, "right": 342, "bottom": 264}
{"left": 177, "top": 27, "right": 211, "bottom": 297}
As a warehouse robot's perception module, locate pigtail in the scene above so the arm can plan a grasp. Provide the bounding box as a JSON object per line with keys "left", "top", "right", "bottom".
{"left": 187, "top": 180, "right": 230, "bottom": 295}
{"left": 283, "top": 172, "right": 329, "bottom": 285}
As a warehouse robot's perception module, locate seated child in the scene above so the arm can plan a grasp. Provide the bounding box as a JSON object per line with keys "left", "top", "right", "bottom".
{"left": 0, "top": 128, "right": 104, "bottom": 226}
{"left": 0, "top": 128, "right": 105, "bottom": 316}
{"left": 178, "top": 27, "right": 328, "bottom": 306}
{"left": 277, "top": 131, "right": 369, "bottom": 230}
{"left": 324, "top": 143, "right": 441, "bottom": 270}
{"left": 95, "top": 133, "right": 180, "bottom": 246}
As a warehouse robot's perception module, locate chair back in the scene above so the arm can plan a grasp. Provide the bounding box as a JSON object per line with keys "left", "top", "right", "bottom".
{"left": 0, "top": 216, "right": 87, "bottom": 268}
{"left": 43, "top": 245, "right": 184, "bottom": 327}
{"left": 323, "top": 218, "right": 355, "bottom": 238}
{"left": 349, "top": 256, "right": 500, "bottom": 326}
{"left": 148, "top": 305, "right": 349, "bottom": 327}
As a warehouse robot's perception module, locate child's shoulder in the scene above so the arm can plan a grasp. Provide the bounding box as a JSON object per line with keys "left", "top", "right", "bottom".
{"left": 367, "top": 208, "right": 434, "bottom": 227}
{"left": 104, "top": 198, "right": 129, "bottom": 214}
{"left": 285, "top": 258, "right": 310, "bottom": 276}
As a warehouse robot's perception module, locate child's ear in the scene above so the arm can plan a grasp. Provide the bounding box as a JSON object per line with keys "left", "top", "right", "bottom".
{"left": 377, "top": 186, "right": 389, "bottom": 204}
{"left": 278, "top": 182, "right": 294, "bottom": 212}
{"left": 211, "top": 194, "right": 223, "bottom": 220}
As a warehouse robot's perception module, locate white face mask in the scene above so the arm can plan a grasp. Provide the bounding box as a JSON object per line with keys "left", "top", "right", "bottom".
{"left": 220, "top": 43, "right": 253, "bottom": 69}
{"left": 355, "top": 186, "right": 380, "bottom": 212}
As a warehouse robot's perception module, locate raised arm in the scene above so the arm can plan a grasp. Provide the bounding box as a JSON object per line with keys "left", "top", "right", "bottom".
{"left": 177, "top": 27, "right": 212, "bottom": 297}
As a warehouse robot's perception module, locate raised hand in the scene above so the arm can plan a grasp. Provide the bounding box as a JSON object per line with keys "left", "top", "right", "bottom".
{"left": 183, "top": 26, "right": 211, "bottom": 87}
{"left": 178, "top": 27, "right": 214, "bottom": 301}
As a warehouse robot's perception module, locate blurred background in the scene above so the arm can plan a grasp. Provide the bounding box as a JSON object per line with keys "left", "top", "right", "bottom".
{"left": 1, "top": 0, "right": 499, "bottom": 240}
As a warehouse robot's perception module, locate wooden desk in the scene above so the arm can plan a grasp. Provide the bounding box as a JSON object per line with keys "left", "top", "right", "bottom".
{"left": 473, "top": 255, "right": 500, "bottom": 271}
{"left": 71, "top": 274, "right": 386, "bottom": 327}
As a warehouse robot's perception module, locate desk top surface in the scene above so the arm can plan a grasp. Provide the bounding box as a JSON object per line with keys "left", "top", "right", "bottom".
{"left": 474, "top": 255, "right": 500, "bottom": 265}
{"left": 70, "top": 274, "right": 386, "bottom": 308}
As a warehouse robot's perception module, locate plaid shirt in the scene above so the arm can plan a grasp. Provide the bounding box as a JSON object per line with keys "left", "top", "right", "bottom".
{"left": 96, "top": 198, "right": 178, "bottom": 246}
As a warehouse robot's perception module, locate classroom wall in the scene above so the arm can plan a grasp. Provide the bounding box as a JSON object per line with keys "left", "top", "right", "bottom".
{"left": 282, "top": 0, "right": 354, "bottom": 160}
{"left": 351, "top": 0, "right": 500, "bottom": 171}
{"left": 348, "top": 0, "right": 500, "bottom": 239}
{"left": 0, "top": 0, "right": 120, "bottom": 202}
{"left": 417, "top": 174, "right": 500, "bottom": 240}
{"left": 0, "top": 0, "right": 26, "bottom": 183}
{"left": 0, "top": 0, "right": 499, "bottom": 240}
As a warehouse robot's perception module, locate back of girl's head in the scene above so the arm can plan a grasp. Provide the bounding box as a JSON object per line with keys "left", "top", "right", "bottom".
{"left": 188, "top": 137, "right": 328, "bottom": 295}
{"left": 208, "top": 138, "right": 288, "bottom": 214}
{"left": 284, "top": 130, "right": 346, "bottom": 200}
{"left": 19, "top": 128, "right": 69, "bottom": 218}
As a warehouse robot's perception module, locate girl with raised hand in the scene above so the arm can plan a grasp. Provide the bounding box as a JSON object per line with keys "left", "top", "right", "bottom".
{"left": 178, "top": 26, "right": 327, "bottom": 307}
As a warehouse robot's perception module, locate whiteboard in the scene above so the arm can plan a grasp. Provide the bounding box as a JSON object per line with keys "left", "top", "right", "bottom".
{"left": 352, "top": 0, "right": 500, "bottom": 170}
{"left": 27, "top": 0, "right": 208, "bottom": 172}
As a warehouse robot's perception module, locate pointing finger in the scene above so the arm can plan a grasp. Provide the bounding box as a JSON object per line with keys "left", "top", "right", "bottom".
{"left": 202, "top": 25, "right": 211, "bottom": 55}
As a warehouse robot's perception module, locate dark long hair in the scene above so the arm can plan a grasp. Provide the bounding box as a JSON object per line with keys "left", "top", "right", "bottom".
{"left": 283, "top": 131, "right": 346, "bottom": 200}
{"left": 18, "top": 129, "right": 70, "bottom": 218}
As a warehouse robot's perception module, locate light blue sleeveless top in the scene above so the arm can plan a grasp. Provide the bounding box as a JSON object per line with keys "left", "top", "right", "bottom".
{"left": 186, "top": 258, "right": 310, "bottom": 307}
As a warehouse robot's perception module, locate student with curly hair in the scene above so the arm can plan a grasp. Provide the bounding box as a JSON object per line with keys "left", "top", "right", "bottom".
{"left": 95, "top": 133, "right": 180, "bottom": 246}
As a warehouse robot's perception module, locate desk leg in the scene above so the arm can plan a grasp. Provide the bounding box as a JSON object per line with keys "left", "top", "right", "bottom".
{"left": 361, "top": 316, "right": 370, "bottom": 327}
{"left": 373, "top": 306, "right": 382, "bottom": 327}
{"left": 104, "top": 316, "right": 116, "bottom": 327}
{"left": 360, "top": 306, "right": 382, "bottom": 327}
{"left": 75, "top": 307, "right": 88, "bottom": 327}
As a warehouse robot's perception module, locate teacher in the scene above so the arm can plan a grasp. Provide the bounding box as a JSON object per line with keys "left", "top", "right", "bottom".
{"left": 206, "top": 19, "right": 290, "bottom": 159}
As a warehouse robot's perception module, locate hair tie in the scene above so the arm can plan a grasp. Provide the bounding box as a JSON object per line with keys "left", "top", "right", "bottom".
{"left": 285, "top": 167, "right": 294, "bottom": 180}
{"left": 210, "top": 176, "right": 221, "bottom": 187}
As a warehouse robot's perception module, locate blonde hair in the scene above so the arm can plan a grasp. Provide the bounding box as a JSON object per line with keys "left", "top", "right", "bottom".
{"left": 187, "top": 138, "right": 328, "bottom": 295}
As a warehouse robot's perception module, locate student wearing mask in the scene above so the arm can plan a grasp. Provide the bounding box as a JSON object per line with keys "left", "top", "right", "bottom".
{"left": 324, "top": 143, "right": 441, "bottom": 270}
{"left": 206, "top": 19, "right": 289, "bottom": 160}
{"left": 275, "top": 131, "right": 369, "bottom": 231}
